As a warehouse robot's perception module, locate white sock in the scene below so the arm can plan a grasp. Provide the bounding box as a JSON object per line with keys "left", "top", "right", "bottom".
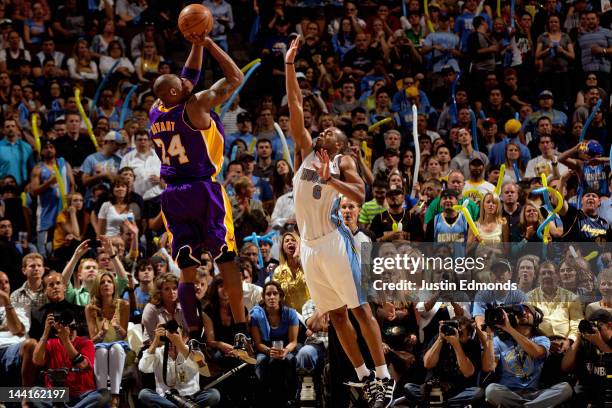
{"left": 375, "top": 364, "right": 391, "bottom": 380}
{"left": 355, "top": 363, "right": 370, "bottom": 380}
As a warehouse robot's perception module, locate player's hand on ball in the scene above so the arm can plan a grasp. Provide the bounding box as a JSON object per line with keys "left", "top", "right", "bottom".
{"left": 184, "top": 32, "right": 208, "bottom": 46}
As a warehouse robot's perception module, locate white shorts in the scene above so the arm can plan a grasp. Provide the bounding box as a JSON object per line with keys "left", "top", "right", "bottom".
{"left": 300, "top": 227, "right": 366, "bottom": 313}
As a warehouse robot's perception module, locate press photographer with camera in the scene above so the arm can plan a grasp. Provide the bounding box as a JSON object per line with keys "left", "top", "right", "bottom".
{"left": 24, "top": 270, "right": 87, "bottom": 387}
{"left": 138, "top": 321, "right": 221, "bottom": 407}
{"left": 31, "top": 305, "right": 109, "bottom": 408}
{"left": 403, "top": 316, "right": 485, "bottom": 407}
{"left": 482, "top": 304, "right": 573, "bottom": 407}
{"left": 561, "top": 309, "right": 612, "bottom": 407}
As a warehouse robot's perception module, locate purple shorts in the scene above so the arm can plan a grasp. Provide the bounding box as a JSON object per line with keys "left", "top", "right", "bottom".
{"left": 160, "top": 179, "right": 236, "bottom": 260}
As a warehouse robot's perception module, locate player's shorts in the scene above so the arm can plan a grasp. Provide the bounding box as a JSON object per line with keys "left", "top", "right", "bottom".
{"left": 300, "top": 226, "right": 366, "bottom": 314}
{"left": 160, "top": 179, "right": 236, "bottom": 260}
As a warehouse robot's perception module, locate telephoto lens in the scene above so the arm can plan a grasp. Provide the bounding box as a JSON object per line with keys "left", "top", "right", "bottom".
{"left": 165, "top": 390, "right": 199, "bottom": 408}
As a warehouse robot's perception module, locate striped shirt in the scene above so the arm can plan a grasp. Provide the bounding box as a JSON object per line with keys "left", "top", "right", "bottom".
{"left": 358, "top": 199, "right": 386, "bottom": 226}
{"left": 578, "top": 27, "right": 612, "bottom": 73}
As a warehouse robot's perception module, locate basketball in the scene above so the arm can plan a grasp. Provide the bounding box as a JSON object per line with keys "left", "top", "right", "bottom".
{"left": 178, "top": 4, "right": 214, "bottom": 39}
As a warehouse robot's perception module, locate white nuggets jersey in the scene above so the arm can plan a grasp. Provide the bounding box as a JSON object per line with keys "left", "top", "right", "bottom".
{"left": 293, "top": 151, "right": 342, "bottom": 241}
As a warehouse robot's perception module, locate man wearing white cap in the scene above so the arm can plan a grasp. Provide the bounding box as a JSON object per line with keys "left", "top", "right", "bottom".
{"left": 80, "top": 131, "right": 123, "bottom": 205}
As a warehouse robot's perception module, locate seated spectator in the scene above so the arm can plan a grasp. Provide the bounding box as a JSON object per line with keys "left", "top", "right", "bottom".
{"left": 250, "top": 281, "right": 300, "bottom": 406}
{"left": 23, "top": 2, "right": 50, "bottom": 46}
{"left": 358, "top": 178, "right": 387, "bottom": 229}
{"left": 586, "top": 268, "right": 612, "bottom": 319}
{"left": 138, "top": 322, "right": 221, "bottom": 407}
{"left": 561, "top": 309, "right": 612, "bottom": 407}
{"left": 230, "top": 176, "right": 269, "bottom": 247}
{"left": 85, "top": 272, "right": 130, "bottom": 408}
{"left": 141, "top": 273, "right": 188, "bottom": 342}
{"left": 99, "top": 40, "right": 134, "bottom": 78}
{"left": 123, "top": 259, "right": 154, "bottom": 321}
{"left": 203, "top": 276, "right": 251, "bottom": 367}
{"left": 483, "top": 304, "right": 573, "bottom": 408}
{"left": 26, "top": 270, "right": 87, "bottom": 386}
{"left": 296, "top": 298, "right": 328, "bottom": 381}
{"left": 515, "top": 255, "right": 540, "bottom": 294}
{"left": 9, "top": 253, "right": 46, "bottom": 320}
{"left": 67, "top": 40, "right": 99, "bottom": 83}
{"left": 31, "top": 306, "right": 109, "bottom": 408}
{"left": 97, "top": 177, "right": 141, "bottom": 237}
{"left": 405, "top": 317, "right": 485, "bottom": 407}
{"left": 528, "top": 260, "right": 583, "bottom": 381}
{"left": 0, "top": 270, "right": 29, "bottom": 388}
{"left": 270, "top": 159, "right": 293, "bottom": 200}
{"left": 135, "top": 42, "right": 164, "bottom": 84}
{"left": 90, "top": 19, "right": 124, "bottom": 60}
{"left": 240, "top": 260, "right": 263, "bottom": 310}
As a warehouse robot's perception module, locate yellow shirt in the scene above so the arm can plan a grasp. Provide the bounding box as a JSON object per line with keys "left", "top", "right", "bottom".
{"left": 52, "top": 211, "right": 68, "bottom": 250}
{"left": 273, "top": 264, "right": 310, "bottom": 312}
{"left": 527, "top": 286, "right": 584, "bottom": 341}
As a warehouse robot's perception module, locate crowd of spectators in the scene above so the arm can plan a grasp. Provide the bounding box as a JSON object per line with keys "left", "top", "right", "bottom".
{"left": 0, "top": 0, "right": 611, "bottom": 407}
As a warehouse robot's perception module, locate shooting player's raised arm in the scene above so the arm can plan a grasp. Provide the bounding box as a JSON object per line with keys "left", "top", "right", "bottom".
{"left": 286, "top": 37, "right": 313, "bottom": 159}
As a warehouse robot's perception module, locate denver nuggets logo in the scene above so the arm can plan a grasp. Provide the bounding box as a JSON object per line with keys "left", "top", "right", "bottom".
{"left": 312, "top": 185, "right": 322, "bottom": 199}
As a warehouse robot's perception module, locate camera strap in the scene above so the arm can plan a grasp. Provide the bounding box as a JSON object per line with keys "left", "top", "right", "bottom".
{"left": 162, "top": 341, "right": 171, "bottom": 388}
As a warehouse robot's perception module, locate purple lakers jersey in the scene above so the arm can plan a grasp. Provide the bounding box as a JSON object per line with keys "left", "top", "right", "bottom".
{"left": 149, "top": 103, "right": 226, "bottom": 182}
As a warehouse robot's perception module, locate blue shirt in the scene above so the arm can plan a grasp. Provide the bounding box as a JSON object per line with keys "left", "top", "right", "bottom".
{"left": 225, "top": 132, "right": 256, "bottom": 156}
{"left": 454, "top": 11, "right": 492, "bottom": 52}
{"left": 598, "top": 198, "right": 612, "bottom": 226}
{"left": 272, "top": 136, "right": 295, "bottom": 162}
{"left": 493, "top": 335, "right": 550, "bottom": 390}
{"left": 472, "top": 290, "right": 528, "bottom": 317}
{"left": 488, "top": 138, "right": 531, "bottom": 167}
{"left": 123, "top": 286, "right": 151, "bottom": 317}
{"left": 81, "top": 152, "right": 121, "bottom": 203}
{"left": 0, "top": 138, "right": 33, "bottom": 186}
{"left": 249, "top": 304, "right": 299, "bottom": 344}
{"left": 423, "top": 31, "right": 460, "bottom": 72}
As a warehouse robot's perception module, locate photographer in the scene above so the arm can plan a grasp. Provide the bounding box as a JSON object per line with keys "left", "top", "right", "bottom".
{"left": 31, "top": 309, "right": 108, "bottom": 408}
{"left": 483, "top": 304, "right": 573, "bottom": 407}
{"left": 138, "top": 322, "right": 221, "bottom": 407}
{"left": 561, "top": 309, "right": 612, "bottom": 407}
{"left": 403, "top": 316, "right": 485, "bottom": 407}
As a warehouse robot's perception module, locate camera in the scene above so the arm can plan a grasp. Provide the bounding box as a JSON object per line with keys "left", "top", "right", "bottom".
{"left": 483, "top": 304, "right": 519, "bottom": 330}
{"left": 422, "top": 379, "right": 444, "bottom": 407}
{"left": 579, "top": 319, "right": 598, "bottom": 335}
{"left": 440, "top": 320, "right": 459, "bottom": 336}
{"left": 160, "top": 320, "right": 179, "bottom": 343}
{"left": 164, "top": 390, "right": 198, "bottom": 408}
{"left": 53, "top": 310, "right": 75, "bottom": 326}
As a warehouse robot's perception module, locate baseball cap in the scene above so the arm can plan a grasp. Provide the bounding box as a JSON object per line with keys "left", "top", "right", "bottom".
{"left": 469, "top": 156, "right": 485, "bottom": 165}
{"left": 296, "top": 72, "right": 307, "bottom": 80}
{"left": 589, "top": 309, "right": 612, "bottom": 324}
{"left": 103, "top": 131, "right": 123, "bottom": 143}
{"left": 41, "top": 138, "right": 54, "bottom": 148}
{"left": 237, "top": 112, "right": 252, "bottom": 123}
{"left": 582, "top": 140, "right": 604, "bottom": 156}
{"left": 539, "top": 90, "right": 554, "bottom": 99}
{"left": 491, "top": 258, "right": 512, "bottom": 273}
{"left": 482, "top": 117, "right": 496, "bottom": 128}
{"left": 440, "top": 189, "right": 459, "bottom": 199}
{"left": 438, "top": 12, "right": 451, "bottom": 21}
{"left": 239, "top": 152, "right": 255, "bottom": 162}
{"left": 505, "top": 119, "right": 522, "bottom": 135}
